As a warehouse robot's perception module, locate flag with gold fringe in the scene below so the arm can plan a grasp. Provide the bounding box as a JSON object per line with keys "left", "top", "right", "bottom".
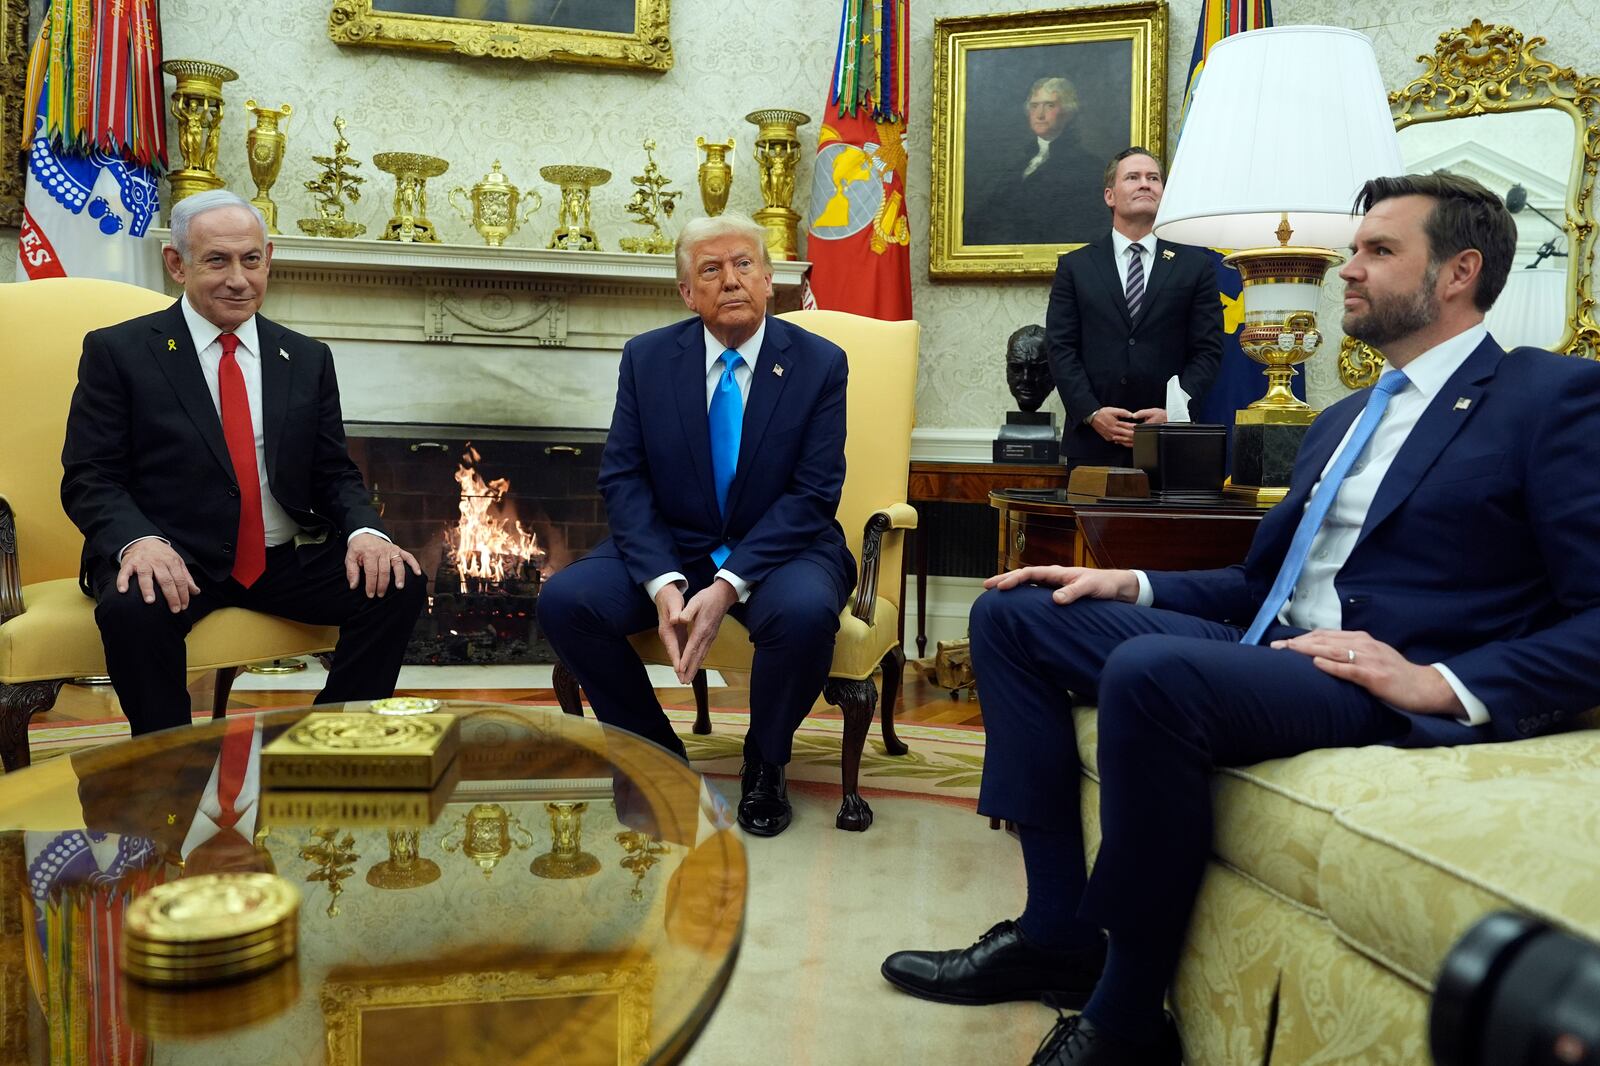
{"left": 801, "top": 0, "right": 912, "bottom": 321}
{"left": 17, "top": 0, "right": 166, "bottom": 285}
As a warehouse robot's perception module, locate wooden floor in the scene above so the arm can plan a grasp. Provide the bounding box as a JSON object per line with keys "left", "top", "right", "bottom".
{"left": 32, "top": 658, "right": 986, "bottom": 729}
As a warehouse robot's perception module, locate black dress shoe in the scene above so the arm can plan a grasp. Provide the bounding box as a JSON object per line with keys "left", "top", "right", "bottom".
{"left": 880, "top": 920, "right": 1106, "bottom": 1007}
{"left": 1031, "top": 1010, "right": 1182, "bottom": 1066}
{"left": 737, "top": 761, "right": 791, "bottom": 836}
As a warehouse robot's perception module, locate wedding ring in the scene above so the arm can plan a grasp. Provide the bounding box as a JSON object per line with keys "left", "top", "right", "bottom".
{"left": 1346, "top": 648, "right": 1357, "bottom": 663}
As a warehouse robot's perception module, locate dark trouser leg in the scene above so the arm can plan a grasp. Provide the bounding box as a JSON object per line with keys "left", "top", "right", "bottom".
{"left": 236, "top": 544, "right": 427, "bottom": 706}
{"left": 536, "top": 554, "right": 684, "bottom": 758}
{"left": 93, "top": 579, "right": 219, "bottom": 735}
{"left": 736, "top": 557, "right": 845, "bottom": 765}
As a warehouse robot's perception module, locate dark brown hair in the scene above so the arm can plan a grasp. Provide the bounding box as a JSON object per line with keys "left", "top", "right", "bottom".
{"left": 1353, "top": 172, "right": 1517, "bottom": 311}
{"left": 1103, "top": 146, "right": 1161, "bottom": 190}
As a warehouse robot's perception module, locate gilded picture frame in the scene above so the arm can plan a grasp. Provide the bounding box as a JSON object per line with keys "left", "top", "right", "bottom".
{"left": 327, "top": 0, "right": 672, "bottom": 73}
{"left": 929, "top": 2, "right": 1167, "bottom": 279}
{"left": 0, "top": 0, "right": 26, "bottom": 226}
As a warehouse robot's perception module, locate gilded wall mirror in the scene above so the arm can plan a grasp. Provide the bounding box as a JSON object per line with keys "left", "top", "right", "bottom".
{"left": 1338, "top": 20, "right": 1600, "bottom": 388}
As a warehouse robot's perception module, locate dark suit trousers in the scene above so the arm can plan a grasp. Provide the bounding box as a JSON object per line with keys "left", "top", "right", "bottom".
{"left": 538, "top": 553, "right": 843, "bottom": 764}
{"left": 970, "top": 587, "right": 1408, "bottom": 952}
{"left": 93, "top": 542, "right": 427, "bottom": 735}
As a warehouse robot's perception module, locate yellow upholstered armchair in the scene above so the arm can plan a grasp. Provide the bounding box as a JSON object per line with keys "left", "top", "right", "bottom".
{"left": 0, "top": 278, "right": 337, "bottom": 771}
{"left": 553, "top": 309, "right": 920, "bottom": 831}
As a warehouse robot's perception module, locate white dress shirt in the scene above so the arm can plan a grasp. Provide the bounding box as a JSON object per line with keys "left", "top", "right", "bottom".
{"left": 1135, "top": 322, "right": 1491, "bottom": 725}
{"left": 643, "top": 318, "right": 766, "bottom": 605}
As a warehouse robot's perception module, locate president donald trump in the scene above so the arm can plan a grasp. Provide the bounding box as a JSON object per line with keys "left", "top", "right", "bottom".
{"left": 539, "top": 216, "right": 854, "bottom": 837}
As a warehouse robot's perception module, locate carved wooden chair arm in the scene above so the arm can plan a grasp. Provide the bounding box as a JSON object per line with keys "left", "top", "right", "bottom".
{"left": 0, "top": 494, "right": 23, "bottom": 625}
{"left": 850, "top": 502, "right": 918, "bottom": 622}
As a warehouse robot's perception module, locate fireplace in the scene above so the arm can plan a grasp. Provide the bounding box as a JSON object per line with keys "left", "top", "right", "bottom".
{"left": 346, "top": 424, "right": 607, "bottom": 665}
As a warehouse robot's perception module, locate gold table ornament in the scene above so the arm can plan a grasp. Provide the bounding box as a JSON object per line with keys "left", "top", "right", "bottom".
{"left": 245, "top": 100, "right": 292, "bottom": 233}
{"left": 617, "top": 830, "right": 669, "bottom": 902}
{"left": 300, "top": 827, "right": 360, "bottom": 918}
{"left": 531, "top": 801, "right": 601, "bottom": 879}
{"left": 366, "top": 828, "right": 441, "bottom": 890}
{"left": 746, "top": 108, "right": 810, "bottom": 260}
{"left": 619, "top": 139, "right": 681, "bottom": 255}
{"left": 260, "top": 711, "right": 460, "bottom": 789}
{"left": 121, "top": 873, "right": 300, "bottom": 986}
{"left": 541, "top": 164, "right": 611, "bottom": 251}
{"left": 696, "top": 136, "right": 735, "bottom": 218}
{"left": 442, "top": 801, "right": 533, "bottom": 879}
{"left": 299, "top": 115, "right": 367, "bottom": 238}
{"left": 449, "top": 160, "right": 542, "bottom": 247}
{"left": 162, "top": 59, "right": 238, "bottom": 204}
{"left": 373, "top": 151, "right": 450, "bottom": 242}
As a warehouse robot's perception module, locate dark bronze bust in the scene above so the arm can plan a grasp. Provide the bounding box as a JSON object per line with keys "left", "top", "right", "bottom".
{"left": 1004, "top": 324, "right": 1053, "bottom": 413}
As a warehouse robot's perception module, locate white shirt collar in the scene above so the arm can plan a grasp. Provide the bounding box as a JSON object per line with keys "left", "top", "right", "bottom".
{"left": 1034, "top": 136, "right": 1053, "bottom": 156}
{"left": 1110, "top": 228, "right": 1157, "bottom": 261}
{"left": 703, "top": 316, "right": 766, "bottom": 375}
{"left": 1388, "top": 322, "right": 1488, "bottom": 402}
{"left": 180, "top": 296, "right": 260, "bottom": 358}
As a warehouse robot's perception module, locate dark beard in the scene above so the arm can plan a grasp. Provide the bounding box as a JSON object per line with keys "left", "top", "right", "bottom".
{"left": 1343, "top": 265, "right": 1440, "bottom": 349}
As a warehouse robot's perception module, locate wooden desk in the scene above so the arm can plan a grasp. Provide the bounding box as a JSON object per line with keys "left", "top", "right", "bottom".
{"left": 906, "top": 461, "right": 1070, "bottom": 656}
{"left": 990, "top": 490, "right": 1264, "bottom": 573}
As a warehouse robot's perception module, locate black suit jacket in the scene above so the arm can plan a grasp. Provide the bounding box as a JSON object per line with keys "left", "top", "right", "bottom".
{"left": 967, "top": 135, "right": 1107, "bottom": 247}
{"left": 61, "top": 300, "right": 384, "bottom": 592}
{"left": 1045, "top": 233, "right": 1224, "bottom": 465}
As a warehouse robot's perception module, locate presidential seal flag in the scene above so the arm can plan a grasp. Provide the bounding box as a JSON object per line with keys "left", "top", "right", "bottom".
{"left": 16, "top": 0, "right": 166, "bottom": 287}
{"left": 802, "top": 0, "right": 912, "bottom": 321}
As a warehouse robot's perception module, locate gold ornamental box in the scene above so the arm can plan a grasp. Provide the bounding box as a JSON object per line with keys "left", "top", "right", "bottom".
{"left": 122, "top": 873, "right": 300, "bottom": 987}
{"left": 261, "top": 712, "right": 460, "bottom": 790}
{"left": 261, "top": 756, "right": 461, "bottom": 826}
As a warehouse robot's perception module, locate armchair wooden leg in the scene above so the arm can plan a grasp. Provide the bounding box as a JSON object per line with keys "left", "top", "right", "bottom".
{"left": 213, "top": 666, "right": 239, "bottom": 720}
{"left": 552, "top": 660, "right": 584, "bottom": 717}
{"left": 692, "top": 670, "right": 711, "bottom": 734}
{"left": 878, "top": 646, "right": 909, "bottom": 756}
{"left": 823, "top": 677, "right": 876, "bottom": 832}
{"left": 0, "top": 680, "right": 66, "bottom": 773}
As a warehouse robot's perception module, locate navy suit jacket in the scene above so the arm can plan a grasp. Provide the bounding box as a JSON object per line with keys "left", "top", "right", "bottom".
{"left": 592, "top": 315, "right": 855, "bottom": 597}
{"left": 1146, "top": 335, "right": 1600, "bottom": 746}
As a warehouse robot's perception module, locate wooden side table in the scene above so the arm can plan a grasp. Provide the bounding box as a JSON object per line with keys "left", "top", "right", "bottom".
{"left": 991, "top": 490, "right": 1265, "bottom": 573}
{"left": 905, "top": 461, "right": 1070, "bottom": 656}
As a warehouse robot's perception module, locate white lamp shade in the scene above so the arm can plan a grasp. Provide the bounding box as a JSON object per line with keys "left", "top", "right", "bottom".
{"left": 1153, "top": 26, "right": 1403, "bottom": 250}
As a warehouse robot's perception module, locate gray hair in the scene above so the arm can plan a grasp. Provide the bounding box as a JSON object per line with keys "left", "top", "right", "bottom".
{"left": 1027, "top": 76, "right": 1080, "bottom": 118}
{"left": 169, "top": 190, "right": 268, "bottom": 260}
{"left": 675, "top": 216, "right": 772, "bottom": 283}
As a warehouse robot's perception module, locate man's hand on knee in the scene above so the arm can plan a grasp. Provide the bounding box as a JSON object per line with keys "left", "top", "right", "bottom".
{"left": 344, "top": 532, "right": 422, "bottom": 598}
{"left": 676, "top": 579, "right": 737, "bottom": 684}
{"left": 117, "top": 539, "right": 201, "bottom": 613}
{"left": 984, "top": 565, "right": 1139, "bottom": 604}
{"left": 1270, "top": 629, "right": 1466, "bottom": 716}
{"left": 654, "top": 582, "right": 689, "bottom": 678}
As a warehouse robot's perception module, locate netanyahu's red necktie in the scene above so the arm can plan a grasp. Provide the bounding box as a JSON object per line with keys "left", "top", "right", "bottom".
{"left": 217, "top": 332, "right": 267, "bottom": 587}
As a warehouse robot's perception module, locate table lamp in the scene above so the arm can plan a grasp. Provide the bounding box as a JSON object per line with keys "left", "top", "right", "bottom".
{"left": 1154, "top": 26, "right": 1403, "bottom": 504}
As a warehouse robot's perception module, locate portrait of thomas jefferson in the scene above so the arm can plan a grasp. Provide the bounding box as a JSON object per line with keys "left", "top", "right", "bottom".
{"left": 961, "top": 39, "right": 1134, "bottom": 248}
{"left": 373, "top": 0, "right": 636, "bottom": 34}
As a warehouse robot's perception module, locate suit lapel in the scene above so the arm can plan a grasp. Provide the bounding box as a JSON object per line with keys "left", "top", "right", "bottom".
{"left": 1086, "top": 234, "right": 1132, "bottom": 329}
{"left": 673, "top": 323, "right": 719, "bottom": 523}
{"left": 1140, "top": 240, "right": 1179, "bottom": 316}
{"left": 1354, "top": 337, "right": 1502, "bottom": 551}
{"left": 256, "top": 316, "right": 291, "bottom": 485}
{"left": 725, "top": 317, "right": 792, "bottom": 522}
{"left": 147, "top": 302, "right": 234, "bottom": 477}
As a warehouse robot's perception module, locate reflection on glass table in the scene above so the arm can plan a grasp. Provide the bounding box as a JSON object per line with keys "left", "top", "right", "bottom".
{"left": 0, "top": 701, "right": 746, "bottom": 1065}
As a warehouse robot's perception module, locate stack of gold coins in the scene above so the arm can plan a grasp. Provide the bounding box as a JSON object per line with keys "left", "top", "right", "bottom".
{"left": 121, "top": 873, "right": 300, "bottom": 986}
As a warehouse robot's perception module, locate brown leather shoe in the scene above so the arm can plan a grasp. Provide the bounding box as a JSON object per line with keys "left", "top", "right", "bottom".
{"left": 880, "top": 920, "right": 1106, "bottom": 1007}
{"left": 1031, "top": 1010, "right": 1182, "bottom": 1065}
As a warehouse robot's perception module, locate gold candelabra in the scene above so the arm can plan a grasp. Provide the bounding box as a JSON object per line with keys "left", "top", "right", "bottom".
{"left": 299, "top": 827, "right": 359, "bottom": 919}
{"left": 619, "top": 139, "right": 681, "bottom": 255}
{"left": 298, "top": 116, "right": 367, "bottom": 239}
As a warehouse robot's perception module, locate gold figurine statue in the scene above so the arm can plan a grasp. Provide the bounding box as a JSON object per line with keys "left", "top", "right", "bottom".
{"left": 696, "top": 136, "right": 735, "bottom": 217}
{"left": 373, "top": 152, "right": 450, "bottom": 243}
{"left": 298, "top": 116, "right": 367, "bottom": 239}
{"left": 746, "top": 109, "right": 810, "bottom": 260}
{"left": 530, "top": 801, "right": 601, "bottom": 879}
{"left": 163, "top": 59, "right": 238, "bottom": 204}
{"left": 540, "top": 164, "right": 612, "bottom": 251}
{"left": 449, "top": 161, "right": 541, "bottom": 247}
{"left": 245, "top": 100, "right": 292, "bottom": 234}
{"left": 618, "top": 140, "right": 681, "bottom": 255}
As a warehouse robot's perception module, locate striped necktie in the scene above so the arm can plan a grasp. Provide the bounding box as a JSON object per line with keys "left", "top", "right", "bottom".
{"left": 1125, "top": 243, "right": 1146, "bottom": 319}
{"left": 1239, "top": 370, "right": 1412, "bottom": 645}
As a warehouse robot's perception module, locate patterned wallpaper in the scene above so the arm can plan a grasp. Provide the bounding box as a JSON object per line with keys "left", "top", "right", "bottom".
{"left": 3, "top": 0, "right": 1597, "bottom": 420}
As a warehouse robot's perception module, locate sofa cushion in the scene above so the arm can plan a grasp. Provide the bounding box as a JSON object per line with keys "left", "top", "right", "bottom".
{"left": 1318, "top": 771, "right": 1600, "bottom": 988}
{"left": 1073, "top": 707, "right": 1600, "bottom": 911}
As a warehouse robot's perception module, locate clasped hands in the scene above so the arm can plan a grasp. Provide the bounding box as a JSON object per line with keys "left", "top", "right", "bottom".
{"left": 655, "top": 579, "right": 738, "bottom": 684}
{"left": 1089, "top": 406, "right": 1167, "bottom": 447}
{"left": 985, "top": 564, "right": 1464, "bottom": 717}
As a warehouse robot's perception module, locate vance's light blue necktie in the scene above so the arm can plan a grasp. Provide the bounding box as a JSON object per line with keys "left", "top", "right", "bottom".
{"left": 1239, "top": 369, "right": 1411, "bottom": 645}
{"left": 708, "top": 348, "right": 745, "bottom": 566}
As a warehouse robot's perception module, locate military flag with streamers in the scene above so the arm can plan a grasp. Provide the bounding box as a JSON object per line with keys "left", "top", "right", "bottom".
{"left": 17, "top": 0, "right": 166, "bottom": 287}
{"left": 1180, "top": 0, "right": 1297, "bottom": 462}
{"left": 801, "top": 0, "right": 912, "bottom": 321}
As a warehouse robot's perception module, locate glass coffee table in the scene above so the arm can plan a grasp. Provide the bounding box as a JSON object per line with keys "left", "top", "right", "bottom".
{"left": 0, "top": 701, "right": 745, "bottom": 1064}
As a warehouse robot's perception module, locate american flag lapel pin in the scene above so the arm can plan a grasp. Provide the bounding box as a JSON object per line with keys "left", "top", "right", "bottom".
{"left": 773, "top": 364, "right": 784, "bottom": 377}
{"left": 1454, "top": 397, "right": 1471, "bottom": 411}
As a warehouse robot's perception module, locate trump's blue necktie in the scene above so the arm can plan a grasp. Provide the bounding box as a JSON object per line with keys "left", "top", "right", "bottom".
{"left": 709, "top": 348, "right": 744, "bottom": 566}
{"left": 1239, "top": 369, "right": 1411, "bottom": 645}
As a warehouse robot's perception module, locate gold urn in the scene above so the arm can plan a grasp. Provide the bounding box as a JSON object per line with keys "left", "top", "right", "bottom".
{"left": 696, "top": 136, "right": 735, "bottom": 218}
{"left": 373, "top": 151, "right": 450, "bottom": 243}
{"left": 163, "top": 59, "right": 237, "bottom": 204}
{"left": 746, "top": 109, "right": 809, "bottom": 260}
{"left": 449, "top": 161, "right": 542, "bottom": 247}
{"left": 245, "top": 101, "right": 292, "bottom": 234}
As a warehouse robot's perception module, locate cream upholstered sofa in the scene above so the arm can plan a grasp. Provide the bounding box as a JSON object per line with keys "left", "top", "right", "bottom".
{"left": 1072, "top": 707, "right": 1600, "bottom": 1064}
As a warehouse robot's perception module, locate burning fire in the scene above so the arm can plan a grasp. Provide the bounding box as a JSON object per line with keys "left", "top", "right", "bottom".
{"left": 446, "top": 445, "right": 546, "bottom": 584}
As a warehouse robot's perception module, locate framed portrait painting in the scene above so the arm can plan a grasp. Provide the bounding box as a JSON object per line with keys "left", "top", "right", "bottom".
{"left": 328, "top": 0, "right": 672, "bottom": 72}
{"left": 929, "top": 2, "right": 1168, "bottom": 279}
